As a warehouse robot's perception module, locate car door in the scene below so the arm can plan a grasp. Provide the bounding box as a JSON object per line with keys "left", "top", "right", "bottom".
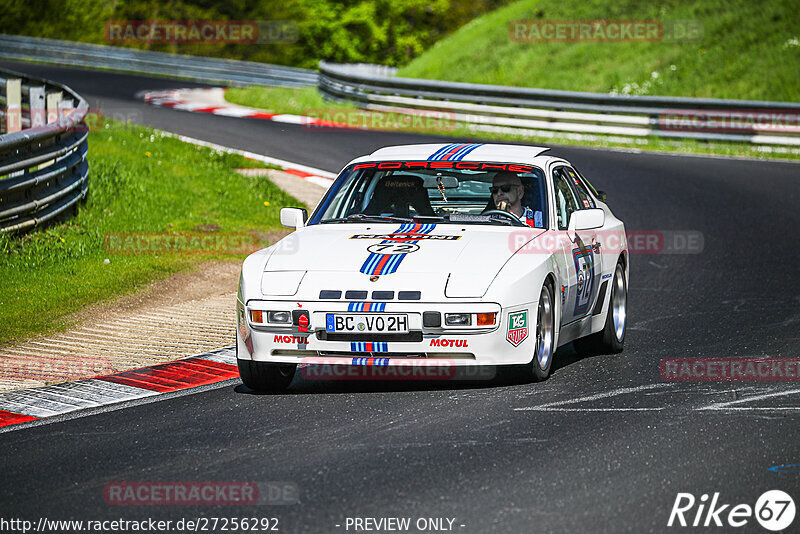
{"left": 552, "top": 166, "right": 602, "bottom": 324}
{"left": 563, "top": 166, "right": 604, "bottom": 318}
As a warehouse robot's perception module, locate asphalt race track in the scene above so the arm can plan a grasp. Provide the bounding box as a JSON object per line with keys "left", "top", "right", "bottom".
{"left": 1, "top": 61, "right": 800, "bottom": 532}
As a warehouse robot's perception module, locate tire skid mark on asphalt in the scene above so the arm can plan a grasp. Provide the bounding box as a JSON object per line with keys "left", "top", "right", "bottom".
{"left": 0, "top": 347, "right": 237, "bottom": 430}
{"left": 514, "top": 383, "right": 671, "bottom": 411}
{"left": 528, "top": 407, "right": 664, "bottom": 412}
{"left": 515, "top": 383, "right": 800, "bottom": 413}
{"left": 697, "top": 387, "right": 800, "bottom": 411}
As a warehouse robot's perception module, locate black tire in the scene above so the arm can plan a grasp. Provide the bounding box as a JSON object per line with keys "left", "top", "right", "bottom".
{"left": 574, "top": 261, "right": 627, "bottom": 355}
{"left": 519, "top": 281, "right": 556, "bottom": 382}
{"left": 237, "top": 359, "right": 296, "bottom": 392}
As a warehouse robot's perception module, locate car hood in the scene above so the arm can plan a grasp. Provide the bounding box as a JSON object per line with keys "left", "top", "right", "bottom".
{"left": 263, "top": 223, "right": 545, "bottom": 297}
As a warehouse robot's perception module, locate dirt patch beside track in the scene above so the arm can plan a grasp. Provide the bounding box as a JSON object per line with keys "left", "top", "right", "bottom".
{"left": 0, "top": 260, "right": 247, "bottom": 392}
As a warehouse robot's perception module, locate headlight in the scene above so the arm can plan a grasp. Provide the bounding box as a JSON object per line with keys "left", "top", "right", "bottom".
{"left": 267, "top": 311, "right": 292, "bottom": 324}
{"left": 249, "top": 309, "right": 292, "bottom": 325}
{"left": 445, "top": 313, "right": 472, "bottom": 326}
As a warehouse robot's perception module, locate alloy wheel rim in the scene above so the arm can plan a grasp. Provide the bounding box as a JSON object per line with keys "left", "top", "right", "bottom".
{"left": 612, "top": 265, "right": 627, "bottom": 342}
{"left": 536, "top": 287, "right": 554, "bottom": 368}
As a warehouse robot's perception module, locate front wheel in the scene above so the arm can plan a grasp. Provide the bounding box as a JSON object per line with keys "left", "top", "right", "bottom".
{"left": 519, "top": 282, "right": 555, "bottom": 382}
{"left": 238, "top": 359, "right": 296, "bottom": 392}
{"left": 574, "top": 261, "right": 627, "bottom": 355}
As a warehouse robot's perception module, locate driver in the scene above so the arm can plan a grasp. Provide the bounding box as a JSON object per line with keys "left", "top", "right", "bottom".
{"left": 489, "top": 171, "right": 543, "bottom": 228}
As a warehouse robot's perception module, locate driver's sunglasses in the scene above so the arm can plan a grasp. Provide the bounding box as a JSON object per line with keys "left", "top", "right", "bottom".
{"left": 489, "top": 184, "right": 516, "bottom": 194}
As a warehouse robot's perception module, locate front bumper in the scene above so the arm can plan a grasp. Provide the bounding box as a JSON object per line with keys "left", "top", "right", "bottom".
{"left": 236, "top": 299, "right": 537, "bottom": 367}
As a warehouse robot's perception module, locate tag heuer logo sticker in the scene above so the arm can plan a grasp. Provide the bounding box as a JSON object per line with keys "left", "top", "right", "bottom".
{"left": 506, "top": 310, "right": 529, "bottom": 346}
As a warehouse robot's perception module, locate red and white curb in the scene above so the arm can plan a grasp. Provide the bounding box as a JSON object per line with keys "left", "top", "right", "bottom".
{"left": 140, "top": 88, "right": 340, "bottom": 187}
{"left": 0, "top": 347, "right": 238, "bottom": 430}
{"left": 155, "top": 129, "right": 336, "bottom": 189}
{"left": 139, "top": 87, "right": 355, "bottom": 130}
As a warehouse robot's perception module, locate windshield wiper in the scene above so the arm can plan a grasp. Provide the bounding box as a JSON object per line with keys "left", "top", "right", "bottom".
{"left": 320, "top": 214, "right": 415, "bottom": 224}
{"left": 409, "top": 215, "right": 450, "bottom": 222}
{"left": 448, "top": 213, "right": 520, "bottom": 226}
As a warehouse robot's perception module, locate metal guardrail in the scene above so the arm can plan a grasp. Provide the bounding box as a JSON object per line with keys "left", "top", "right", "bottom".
{"left": 319, "top": 62, "right": 800, "bottom": 145}
{"left": 3, "top": 35, "right": 797, "bottom": 146}
{"left": 0, "top": 67, "right": 89, "bottom": 232}
{"left": 0, "top": 34, "right": 317, "bottom": 88}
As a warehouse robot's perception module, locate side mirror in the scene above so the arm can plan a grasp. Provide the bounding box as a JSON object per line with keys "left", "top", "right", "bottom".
{"left": 568, "top": 208, "right": 605, "bottom": 233}
{"left": 280, "top": 207, "right": 308, "bottom": 229}
{"left": 596, "top": 190, "right": 608, "bottom": 202}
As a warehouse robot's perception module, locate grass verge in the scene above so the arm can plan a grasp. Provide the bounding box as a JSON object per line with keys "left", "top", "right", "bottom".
{"left": 398, "top": 0, "right": 800, "bottom": 102}
{"left": 0, "top": 120, "right": 299, "bottom": 344}
{"left": 225, "top": 86, "right": 800, "bottom": 161}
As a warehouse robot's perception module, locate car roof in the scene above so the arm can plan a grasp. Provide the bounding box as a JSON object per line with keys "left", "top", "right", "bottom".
{"left": 345, "top": 143, "right": 552, "bottom": 167}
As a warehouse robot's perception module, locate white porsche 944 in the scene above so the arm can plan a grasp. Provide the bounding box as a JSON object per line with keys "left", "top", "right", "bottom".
{"left": 236, "top": 143, "right": 628, "bottom": 391}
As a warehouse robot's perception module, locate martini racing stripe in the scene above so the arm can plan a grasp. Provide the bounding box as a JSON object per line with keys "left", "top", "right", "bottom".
{"left": 427, "top": 143, "right": 460, "bottom": 160}
{"left": 347, "top": 302, "right": 387, "bottom": 312}
{"left": 350, "top": 343, "right": 389, "bottom": 353}
{"left": 359, "top": 223, "right": 436, "bottom": 275}
{"left": 427, "top": 143, "right": 483, "bottom": 161}
{"left": 448, "top": 143, "right": 484, "bottom": 161}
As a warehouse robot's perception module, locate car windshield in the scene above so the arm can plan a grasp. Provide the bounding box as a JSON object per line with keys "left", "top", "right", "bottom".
{"left": 309, "top": 161, "right": 548, "bottom": 228}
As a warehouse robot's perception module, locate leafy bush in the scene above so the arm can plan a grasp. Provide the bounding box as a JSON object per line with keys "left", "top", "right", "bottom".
{"left": 0, "top": 0, "right": 510, "bottom": 67}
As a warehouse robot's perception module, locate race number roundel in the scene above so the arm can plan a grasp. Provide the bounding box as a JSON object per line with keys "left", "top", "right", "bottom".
{"left": 367, "top": 242, "right": 420, "bottom": 255}
{"left": 506, "top": 310, "right": 529, "bottom": 346}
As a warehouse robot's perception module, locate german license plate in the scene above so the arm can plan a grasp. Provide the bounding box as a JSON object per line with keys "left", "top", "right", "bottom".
{"left": 325, "top": 314, "right": 408, "bottom": 334}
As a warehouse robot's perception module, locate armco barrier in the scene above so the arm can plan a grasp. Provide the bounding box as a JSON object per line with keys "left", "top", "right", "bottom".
{"left": 0, "top": 67, "right": 89, "bottom": 232}
{"left": 318, "top": 62, "right": 800, "bottom": 146}
{"left": 0, "top": 33, "right": 317, "bottom": 88}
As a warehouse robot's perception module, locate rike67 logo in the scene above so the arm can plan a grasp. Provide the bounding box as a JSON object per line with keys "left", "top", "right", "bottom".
{"left": 506, "top": 310, "right": 529, "bottom": 346}
{"left": 668, "top": 490, "right": 795, "bottom": 531}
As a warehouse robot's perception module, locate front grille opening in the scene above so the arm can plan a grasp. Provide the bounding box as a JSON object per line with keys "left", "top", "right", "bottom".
{"left": 424, "top": 353, "right": 476, "bottom": 360}
{"left": 270, "top": 350, "right": 476, "bottom": 361}
{"left": 317, "top": 332, "right": 424, "bottom": 342}
{"left": 271, "top": 350, "right": 318, "bottom": 357}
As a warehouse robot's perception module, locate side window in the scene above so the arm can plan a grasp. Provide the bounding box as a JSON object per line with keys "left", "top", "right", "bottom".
{"left": 573, "top": 166, "right": 602, "bottom": 200}
{"left": 552, "top": 167, "right": 580, "bottom": 230}
{"left": 565, "top": 167, "right": 595, "bottom": 209}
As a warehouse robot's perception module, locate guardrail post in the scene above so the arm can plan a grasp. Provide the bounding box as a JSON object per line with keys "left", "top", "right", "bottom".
{"left": 58, "top": 98, "right": 76, "bottom": 125}
{"left": 46, "top": 91, "right": 62, "bottom": 124}
{"left": 1, "top": 66, "right": 91, "bottom": 232}
{"left": 5, "top": 78, "right": 21, "bottom": 133}
{"left": 29, "top": 86, "right": 46, "bottom": 129}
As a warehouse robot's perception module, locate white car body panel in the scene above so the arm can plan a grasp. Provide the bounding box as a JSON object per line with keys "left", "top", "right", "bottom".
{"left": 236, "top": 144, "right": 628, "bottom": 369}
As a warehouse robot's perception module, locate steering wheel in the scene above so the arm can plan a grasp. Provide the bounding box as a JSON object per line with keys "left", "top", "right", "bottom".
{"left": 481, "top": 209, "right": 527, "bottom": 227}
